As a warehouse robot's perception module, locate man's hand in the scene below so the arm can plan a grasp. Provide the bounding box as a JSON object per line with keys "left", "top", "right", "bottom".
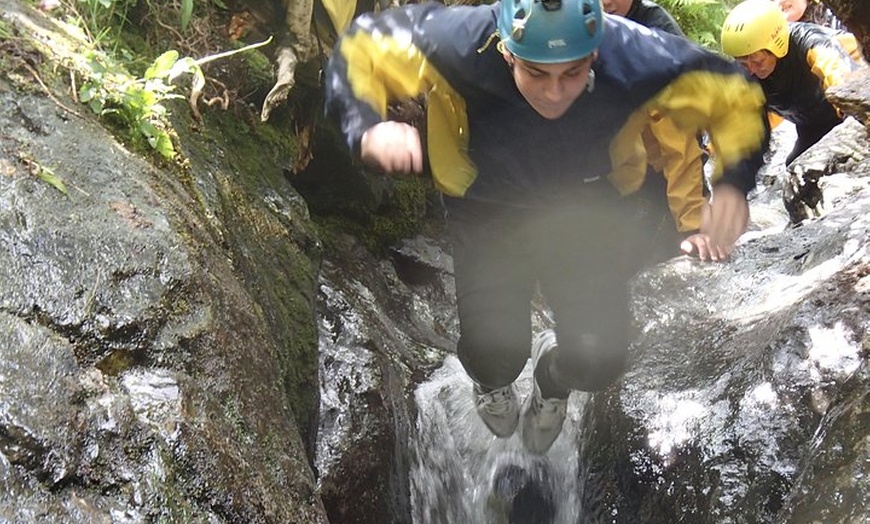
{"left": 360, "top": 121, "right": 424, "bottom": 174}
{"left": 680, "top": 184, "right": 749, "bottom": 262}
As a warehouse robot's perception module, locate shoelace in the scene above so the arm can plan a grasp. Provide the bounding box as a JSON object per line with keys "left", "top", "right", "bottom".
{"left": 532, "top": 391, "right": 567, "bottom": 417}
{"left": 479, "top": 388, "right": 515, "bottom": 415}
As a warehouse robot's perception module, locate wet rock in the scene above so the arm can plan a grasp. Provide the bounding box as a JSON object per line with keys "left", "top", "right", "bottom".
{"left": 774, "top": 360, "right": 869, "bottom": 523}
{"left": 781, "top": 117, "right": 868, "bottom": 224}
{"left": 0, "top": 1, "right": 326, "bottom": 522}
{"left": 827, "top": 68, "right": 870, "bottom": 126}
{"left": 578, "top": 136, "right": 869, "bottom": 522}
{"left": 315, "top": 234, "right": 457, "bottom": 524}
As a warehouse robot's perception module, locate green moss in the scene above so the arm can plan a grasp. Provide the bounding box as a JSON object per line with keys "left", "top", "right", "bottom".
{"left": 235, "top": 46, "right": 274, "bottom": 88}
{"left": 96, "top": 348, "right": 145, "bottom": 376}
{"left": 311, "top": 174, "right": 436, "bottom": 255}
{"left": 251, "top": 119, "right": 300, "bottom": 160}
{"left": 169, "top": 103, "right": 324, "bottom": 441}
{"left": 0, "top": 18, "right": 12, "bottom": 39}
{"left": 222, "top": 395, "right": 255, "bottom": 444}
{"left": 149, "top": 442, "right": 208, "bottom": 524}
{"left": 290, "top": 117, "right": 446, "bottom": 255}
{"left": 368, "top": 176, "right": 431, "bottom": 245}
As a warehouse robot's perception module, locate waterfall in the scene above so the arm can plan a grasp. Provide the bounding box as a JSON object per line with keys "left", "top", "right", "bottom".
{"left": 409, "top": 355, "right": 590, "bottom": 524}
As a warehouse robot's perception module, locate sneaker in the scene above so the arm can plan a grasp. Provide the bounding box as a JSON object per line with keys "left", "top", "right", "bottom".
{"left": 474, "top": 383, "right": 520, "bottom": 438}
{"left": 521, "top": 330, "right": 568, "bottom": 454}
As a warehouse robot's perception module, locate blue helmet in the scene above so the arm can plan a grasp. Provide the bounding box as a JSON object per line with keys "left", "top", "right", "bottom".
{"left": 498, "top": 0, "right": 604, "bottom": 63}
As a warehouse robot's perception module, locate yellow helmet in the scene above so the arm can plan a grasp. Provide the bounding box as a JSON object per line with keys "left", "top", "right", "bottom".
{"left": 721, "top": 0, "right": 790, "bottom": 58}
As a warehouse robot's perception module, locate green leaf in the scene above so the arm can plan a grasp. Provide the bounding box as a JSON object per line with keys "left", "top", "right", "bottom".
{"left": 136, "top": 88, "right": 160, "bottom": 108}
{"left": 36, "top": 166, "right": 67, "bottom": 195}
{"left": 181, "top": 0, "right": 194, "bottom": 32}
{"left": 145, "top": 50, "right": 180, "bottom": 80}
{"left": 153, "top": 133, "right": 176, "bottom": 158}
{"left": 168, "top": 56, "right": 197, "bottom": 82}
{"left": 79, "top": 84, "right": 95, "bottom": 103}
{"left": 86, "top": 55, "right": 107, "bottom": 74}
{"left": 139, "top": 120, "right": 159, "bottom": 139}
{"left": 88, "top": 98, "right": 105, "bottom": 114}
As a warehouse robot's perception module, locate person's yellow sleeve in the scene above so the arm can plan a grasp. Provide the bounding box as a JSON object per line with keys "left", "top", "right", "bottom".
{"left": 644, "top": 115, "right": 706, "bottom": 232}
{"left": 806, "top": 43, "right": 857, "bottom": 90}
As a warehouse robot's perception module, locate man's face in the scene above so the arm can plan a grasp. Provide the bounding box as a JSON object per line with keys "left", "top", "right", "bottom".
{"left": 736, "top": 50, "right": 778, "bottom": 79}
{"left": 602, "top": 0, "right": 633, "bottom": 16}
{"left": 775, "top": 0, "right": 807, "bottom": 22}
{"left": 504, "top": 52, "right": 596, "bottom": 120}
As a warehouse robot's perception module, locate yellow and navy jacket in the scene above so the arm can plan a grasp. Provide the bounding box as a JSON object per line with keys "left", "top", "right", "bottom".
{"left": 763, "top": 23, "right": 863, "bottom": 128}
{"left": 324, "top": 2, "right": 768, "bottom": 209}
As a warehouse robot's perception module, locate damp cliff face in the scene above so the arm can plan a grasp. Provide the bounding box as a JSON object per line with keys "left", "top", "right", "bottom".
{"left": 0, "top": 1, "right": 326, "bottom": 522}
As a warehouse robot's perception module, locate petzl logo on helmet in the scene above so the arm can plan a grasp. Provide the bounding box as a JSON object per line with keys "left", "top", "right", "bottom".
{"left": 548, "top": 39, "right": 567, "bottom": 49}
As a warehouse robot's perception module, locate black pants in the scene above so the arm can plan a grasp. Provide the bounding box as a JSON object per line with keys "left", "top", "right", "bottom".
{"left": 446, "top": 184, "right": 635, "bottom": 393}
{"left": 787, "top": 117, "right": 843, "bottom": 165}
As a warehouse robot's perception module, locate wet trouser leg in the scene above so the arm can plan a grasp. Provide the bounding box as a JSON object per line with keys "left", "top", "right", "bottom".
{"left": 786, "top": 118, "right": 842, "bottom": 165}
{"left": 535, "top": 203, "right": 633, "bottom": 393}
{"left": 449, "top": 200, "right": 536, "bottom": 391}
{"left": 447, "top": 186, "right": 634, "bottom": 394}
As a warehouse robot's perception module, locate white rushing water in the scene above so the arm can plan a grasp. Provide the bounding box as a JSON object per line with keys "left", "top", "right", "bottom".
{"left": 409, "top": 355, "right": 590, "bottom": 524}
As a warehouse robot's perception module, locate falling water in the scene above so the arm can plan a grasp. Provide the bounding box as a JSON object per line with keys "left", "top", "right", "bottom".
{"left": 409, "top": 355, "right": 590, "bottom": 524}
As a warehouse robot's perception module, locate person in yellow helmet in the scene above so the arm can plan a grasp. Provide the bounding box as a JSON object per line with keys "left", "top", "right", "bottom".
{"left": 722, "top": 0, "right": 864, "bottom": 165}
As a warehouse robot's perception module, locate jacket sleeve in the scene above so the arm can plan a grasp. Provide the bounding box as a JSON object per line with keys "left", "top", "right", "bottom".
{"left": 643, "top": 114, "right": 706, "bottom": 232}
{"left": 322, "top": 3, "right": 484, "bottom": 196}
{"left": 600, "top": 21, "right": 768, "bottom": 198}
{"left": 323, "top": 3, "right": 451, "bottom": 158}
{"left": 795, "top": 24, "right": 863, "bottom": 91}
{"left": 644, "top": 68, "right": 769, "bottom": 196}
